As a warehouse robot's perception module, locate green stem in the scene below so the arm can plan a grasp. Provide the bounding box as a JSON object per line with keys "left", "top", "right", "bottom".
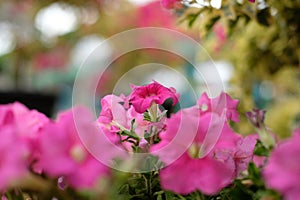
{"left": 148, "top": 103, "right": 158, "bottom": 122}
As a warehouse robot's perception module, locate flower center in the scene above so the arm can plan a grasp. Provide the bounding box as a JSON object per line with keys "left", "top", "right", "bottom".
{"left": 188, "top": 143, "right": 204, "bottom": 159}
{"left": 199, "top": 103, "right": 208, "bottom": 111}
{"left": 70, "top": 144, "right": 86, "bottom": 163}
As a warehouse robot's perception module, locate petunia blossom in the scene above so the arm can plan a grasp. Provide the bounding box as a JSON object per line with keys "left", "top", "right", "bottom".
{"left": 0, "top": 126, "right": 29, "bottom": 192}
{"left": 0, "top": 102, "right": 48, "bottom": 191}
{"left": 98, "top": 94, "right": 167, "bottom": 151}
{"left": 151, "top": 95, "right": 254, "bottom": 195}
{"left": 197, "top": 92, "right": 239, "bottom": 122}
{"left": 38, "top": 107, "right": 109, "bottom": 189}
{"left": 263, "top": 131, "right": 300, "bottom": 200}
{"left": 0, "top": 102, "right": 49, "bottom": 145}
{"left": 130, "top": 81, "right": 179, "bottom": 113}
{"left": 161, "top": 0, "right": 181, "bottom": 9}
{"left": 137, "top": 1, "right": 177, "bottom": 28}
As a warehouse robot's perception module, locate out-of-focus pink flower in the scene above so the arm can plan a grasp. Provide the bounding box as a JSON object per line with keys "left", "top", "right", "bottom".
{"left": 0, "top": 126, "right": 29, "bottom": 192}
{"left": 38, "top": 107, "right": 109, "bottom": 189}
{"left": 293, "top": 128, "right": 300, "bottom": 135}
{"left": 263, "top": 133, "right": 300, "bottom": 200}
{"left": 213, "top": 24, "right": 227, "bottom": 52}
{"left": 161, "top": 0, "right": 182, "bottom": 9}
{"left": 0, "top": 102, "right": 49, "bottom": 172}
{"left": 130, "top": 81, "right": 179, "bottom": 113}
{"left": 137, "top": 1, "right": 176, "bottom": 28}
{"left": 151, "top": 95, "right": 253, "bottom": 195}
{"left": 232, "top": 135, "right": 257, "bottom": 176}
{"left": 0, "top": 102, "right": 49, "bottom": 141}
{"left": 32, "top": 47, "right": 69, "bottom": 70}
{"left": 249, "top": 0, "right": 255, "bottom": 2}
{"left": 197, "top": 92, "right": 239, "bottom": 122}
{"left": 158, "top": 153, "right": 233, "bottom": 195}
{"left": 0, "top": 102, "right": 48, "bottom": 191}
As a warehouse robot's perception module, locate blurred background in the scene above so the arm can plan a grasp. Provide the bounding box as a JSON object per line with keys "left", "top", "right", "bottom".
{"left": 0, "top": 0, "right": 299, "bottom": 138}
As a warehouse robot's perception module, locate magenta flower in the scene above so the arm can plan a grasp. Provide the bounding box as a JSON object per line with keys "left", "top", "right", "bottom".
{"left": 0, "top": 102, "right": 49, "bottom": 142}
{"left": 151, "top": 98, "right": 254, "bottom": 195}
{"left": 98, "top": 94, "right": 166, "bottom": 151}
{"left": 197, "top": 92, "right": 239, "bottom": 122}
{"left": 0, "top": 126, "right": 29, "bottom": 191}
{"left": 161, "top": 0, "right": 181, "bottom": 9}
{"left": 98, "top": 94, "right": 128, "bottom": 130}
{"left": 130, "top": 81, "right": 179, "bottom": 113}
{"left": 38, "top": 107, "right": 109, "bottom": 189}
{"left": 232, "top": 135, "right": 257, "bottom": 176}
{"left": 213, "top": 24, "right": 227, "bottom": 52}
{"left": 158, "top": 153, "right": 233, "bottom": 195}
{"left": 137, "top": 1, "right": 177, "bottom": 28}
{"left": 263, "top": 132, "right": 300, "bottom": 200}
{"left": 0, "top": 102, "right": 48, "bottom": 191}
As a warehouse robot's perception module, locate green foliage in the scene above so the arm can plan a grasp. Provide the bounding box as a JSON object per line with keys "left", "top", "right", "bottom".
{"left": 178, "top": 0, "right": 300, "bottom": 138}
{"left": 254, "top": 140, "right": 270, "bottom": 157}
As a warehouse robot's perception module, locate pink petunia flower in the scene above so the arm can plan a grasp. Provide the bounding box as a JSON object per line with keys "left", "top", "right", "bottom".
{"left": 151, "top": 95, "right": 254, "bottom": 195}
{"left": 213, "top": 24, "right": 227, "bottom": 52}
{"left": 0, "top": 126, "right": 29, "bottom": 192}
{"left": 0, "top": 102, "right": 48, "bottom": 191}
{"left": 0, "top": 102, "right": 49, "bottom": 144}
{"left": 137, "top": 1, "right": 177, "bottom": 28}
{"left": 263, "top": 132, "right": 300, "bottom": 200}
{"left": 98, "top": 94, "right": 166, "bottom": 151}
{"left": 161, "top": 0, "right": 182, "bottom": 9}
{"left": 38, "top": 107, "right": 109, "bottom": 189}
{"left": 130, "top": 81, "right": 179, "bottom": 113}
{"left": 32, "top": 46, "right": 69, "bottom": 70}
{"left": 197, "top": 92, "right": 239, "bottom": 122}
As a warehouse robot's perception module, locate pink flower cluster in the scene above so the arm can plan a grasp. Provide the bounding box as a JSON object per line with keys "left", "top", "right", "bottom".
{"left": 151, "top": 92, "right": 256, "bottom": 195}
{"left": 98, "top": 81, "right": 179, "bottom": 151}
{"left": 5, "top": 81, "right": 298, "bottom": 199}
{"left": 0, "top": 103, "right": 109, "bottom": 192}
{"left": 97, "top": 81, "right": 257, "bottom": 195}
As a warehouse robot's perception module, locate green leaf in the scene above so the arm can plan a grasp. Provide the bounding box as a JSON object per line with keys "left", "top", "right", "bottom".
{"left": 205, "top": 15, "right": 221, "bottom": 32}
{"left": 254, "top": 140, "right": 270, "bottom": 156}
{"left": 143, "top": 112, "right": 151, "bottom": 122}
{"left": 184, "top": 9, "right": 203, "bottom": 28}
{"left": 130, "top": 119, "right": 136, "bottom": 131}
{"left": 119, "top": 184, "right": 130, "bottom": 194}
{"left": 157, "top": 194, "right": 163, "bottom": 200}
{"left": 227, "top": 180, "right": 253, "bottom": 200}
{"left": 248, "top": 162, "right": 264, "bottom": 187}
{"left": 132, "top": 145, "right": 143, "bottom": 153}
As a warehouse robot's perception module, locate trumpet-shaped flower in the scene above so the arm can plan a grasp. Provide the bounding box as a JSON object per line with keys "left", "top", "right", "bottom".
{"left": 0, "top": 126, "right": 29, "bottom": 192}
{"left": 130, "top": 81, "right": 179, "bottom": 113}
{"left": 0, "top": 102, "right": 48, "bottom": 191}
{"left": 161, "top": 0, "right": 181, "bottom": 9}
{"left": 263, "top": 131, "right": 300, "bottom": 200}
{"left": 197, "top": 92, "right": 239, "bottom": 122}
{"left": 98, "top": 93, "right": 167, "bottom": 152}
{"left": 151, "top": 93, "right": 255, "bottom": 195}
{"left": 38, "top": 107, "right": 109, "bottom": 189}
